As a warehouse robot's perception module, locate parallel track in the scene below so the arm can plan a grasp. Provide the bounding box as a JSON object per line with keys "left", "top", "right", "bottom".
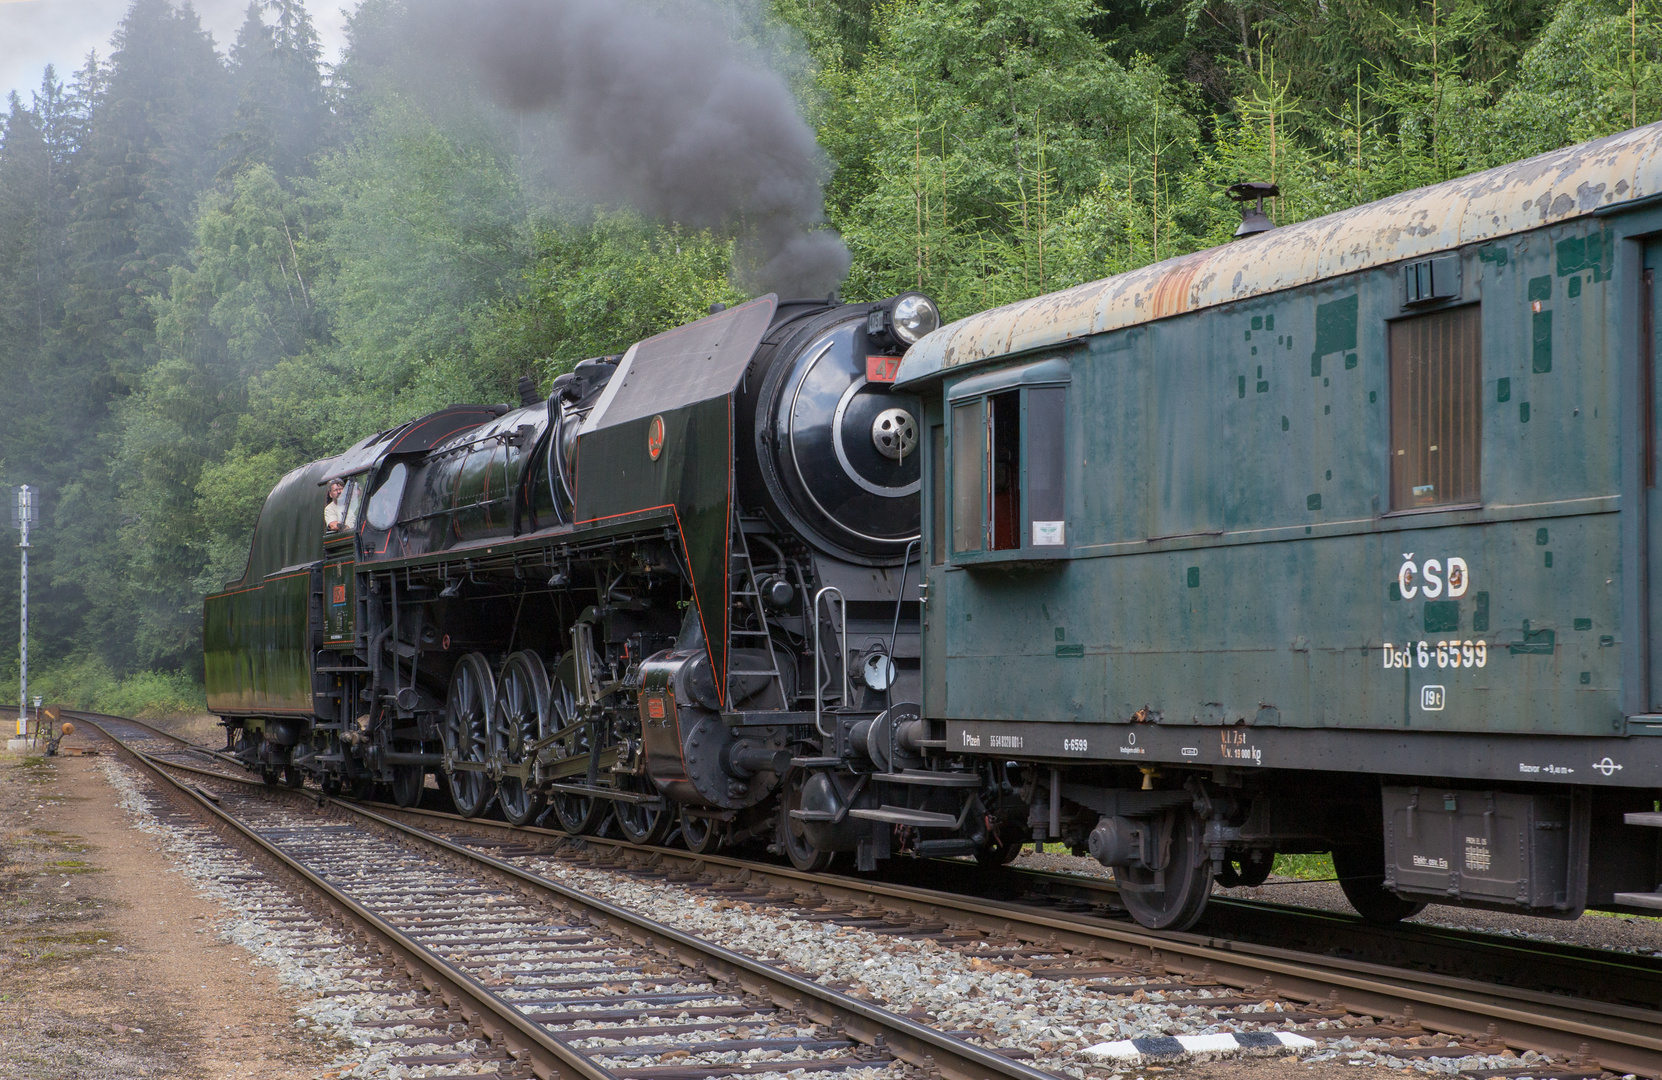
{"left": 71, "top": 712, "right": 1662, "bottom": 1076}
{"left": 78, "top": 713, "right": 1067, "bottom": 1080}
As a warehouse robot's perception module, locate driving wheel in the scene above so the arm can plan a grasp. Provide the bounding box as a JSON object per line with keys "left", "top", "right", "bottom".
{"left": 443, "top": 652, "right": 496, "bottom": 818}
{"left": 547, "top": 652, "right": 610, "bottom": 835}
{"left": 493, "top": 651, "right": 549, "bottom": 827}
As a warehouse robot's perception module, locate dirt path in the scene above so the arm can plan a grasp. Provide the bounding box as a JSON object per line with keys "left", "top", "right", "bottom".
{"left": 0, "top": 736, "right": 334, "bottom": 1079}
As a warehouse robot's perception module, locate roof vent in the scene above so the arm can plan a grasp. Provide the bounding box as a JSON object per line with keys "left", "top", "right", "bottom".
{"left": 1227, "top": 181, "right": 1279, "bottom": 239}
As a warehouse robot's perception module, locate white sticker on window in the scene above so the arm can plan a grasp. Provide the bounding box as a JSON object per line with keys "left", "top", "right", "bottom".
{"left": 1032, "top": 520, "right": 1065, "bottom": 546}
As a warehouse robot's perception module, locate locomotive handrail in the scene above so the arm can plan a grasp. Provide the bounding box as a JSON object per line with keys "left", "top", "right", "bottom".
{"left": 886, "top": 539, "right": 919, "bottom": 698}
{"left": 813, "top": 585, "right": 847, "bottom": 737}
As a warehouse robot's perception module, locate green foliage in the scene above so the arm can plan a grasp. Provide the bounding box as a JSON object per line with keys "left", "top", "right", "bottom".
{"left": 0, "top": 655, "right": 204, "bottom": 719}
{"left": 3, "top": 0, "right": 1662, "bottom": 691}
{"left": 1273, "top": 852, "right": 1337, "bottom": 879}
{"left": 475, "top": 210, "right": 747, "bottom": 382}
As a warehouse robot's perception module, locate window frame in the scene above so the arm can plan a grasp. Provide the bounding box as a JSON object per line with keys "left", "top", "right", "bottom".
{"left": 942, "top": 358, "right": 1071, "bottom": 565}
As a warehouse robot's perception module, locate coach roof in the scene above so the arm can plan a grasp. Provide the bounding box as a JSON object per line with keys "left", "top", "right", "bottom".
{"left": 894, "top": 121, "right": 1662, "bottom": 387}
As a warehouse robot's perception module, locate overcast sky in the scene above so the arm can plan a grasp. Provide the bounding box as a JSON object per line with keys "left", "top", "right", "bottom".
{"left": 1, "top": 0, "right": 354, "bottom": 105}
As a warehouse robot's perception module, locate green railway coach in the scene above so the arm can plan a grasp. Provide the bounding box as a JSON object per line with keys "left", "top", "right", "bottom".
{"left": 895, "top": 122, "right": 1662, "bottom": 928}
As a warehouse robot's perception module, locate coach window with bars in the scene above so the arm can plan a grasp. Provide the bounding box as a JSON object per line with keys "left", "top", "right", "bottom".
{"left": 1389, "top": 304, "right": 1482, "bottom": 511}
{"left": 947, "top": 360, "right": 1069, "bottom": 558}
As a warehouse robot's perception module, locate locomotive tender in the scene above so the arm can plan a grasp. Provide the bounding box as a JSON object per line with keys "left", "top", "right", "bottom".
{"left": 207, "top": 121, "right": 1662, "bottom": 932}
{"left": 894, "top": 121, "right": 1662, "bottom": 928}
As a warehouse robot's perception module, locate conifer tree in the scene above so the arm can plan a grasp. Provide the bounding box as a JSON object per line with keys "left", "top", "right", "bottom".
{"left": 224, "top": 0, "right": 333, "bottom": 180}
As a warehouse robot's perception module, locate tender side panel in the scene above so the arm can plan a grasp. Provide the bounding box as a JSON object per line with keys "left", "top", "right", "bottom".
{"left": 204, "top": 572, "right": 314, "bottom": 715}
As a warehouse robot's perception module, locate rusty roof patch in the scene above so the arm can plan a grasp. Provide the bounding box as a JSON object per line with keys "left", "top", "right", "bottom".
{"left": 897, "top": 122, "right": 1662, "bottom": 386}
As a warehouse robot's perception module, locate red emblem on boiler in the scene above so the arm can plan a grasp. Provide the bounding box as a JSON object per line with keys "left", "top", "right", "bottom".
{"left": 647, "top": 414, "right": 665, "bottom": 460}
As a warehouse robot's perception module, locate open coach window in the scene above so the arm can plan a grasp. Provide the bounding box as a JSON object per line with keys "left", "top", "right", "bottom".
{"left": 1390, "top": 304, "right": 1481, "bottom": 511}
{"left": 943, "top": 359, "right": 1069, "bottom": 559}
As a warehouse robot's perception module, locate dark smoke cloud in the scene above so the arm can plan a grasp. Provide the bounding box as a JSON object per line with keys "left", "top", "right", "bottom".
{"left": 413, "top": 0, "right": 850, "bottom": 298}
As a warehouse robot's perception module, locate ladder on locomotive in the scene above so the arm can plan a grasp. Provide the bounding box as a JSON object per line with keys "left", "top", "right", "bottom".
{"left": 725, "top": 509, "right": 788, "bottom": 711}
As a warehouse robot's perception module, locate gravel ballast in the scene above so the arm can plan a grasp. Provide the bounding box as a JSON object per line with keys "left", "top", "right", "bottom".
{"left": 98, "top": 758, "right": 500, "bottom": 1079}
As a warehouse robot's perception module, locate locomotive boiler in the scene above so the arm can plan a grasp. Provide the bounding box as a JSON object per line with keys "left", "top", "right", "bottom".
{"left": 205, "top": 290, "right": 1026, "bottom": 865}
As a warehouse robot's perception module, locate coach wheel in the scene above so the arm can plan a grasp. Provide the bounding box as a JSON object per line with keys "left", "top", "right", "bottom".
{"left": 390, "top": 764, "right": 424, "bottom": 808}
{"left": 494, "top": 651, "right": 550, "bottom": 827}
{"left": 321, "top": 773, "right": 343, "bottom": 798}
{"left": 615, "top": 778, "right": 673, "bottom": 846}
{"left": 679, "top": 808, "right": 724, "bottom": 855}
{"left": 779, "top": 769, "right": 834, "bottom": 872}
{"left": 444, "top": 652, "right": 497, "bottom": 819}
{"left": 262, "top": 767, "right": 279, "bottom": 786}
{"left": 1115, "top": 807, "right": 1213, "bottom": 931}
{"left": 1333, "top": 844, "right": 1428, "bottom": 924}
{"left": 282, "top": 764, "right": 304, "bottom": 789}
{"left": 547, "top": 655, "right": 609, "bottom": 835}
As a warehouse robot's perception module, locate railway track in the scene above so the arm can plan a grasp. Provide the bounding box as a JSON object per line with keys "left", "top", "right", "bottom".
{"left": 76, "top": 713, "right": 1072, "bottom": 1080}
{"left": 70, "top": 712, "right": 1662, "bottom": 1077}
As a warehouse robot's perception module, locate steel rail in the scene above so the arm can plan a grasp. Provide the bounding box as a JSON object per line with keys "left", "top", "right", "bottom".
{"left": 74, "top": 711, "right": 1662, "bottom": 1074}
{"left": 365, "top": 803, "right": 1662, "bottom": 1078}
{"left": 81, "top": 713, "right": 1061, "bottom": 1080}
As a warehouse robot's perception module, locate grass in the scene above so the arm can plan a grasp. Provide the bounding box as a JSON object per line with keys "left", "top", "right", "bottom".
{"left": 1272, "top": 852, "right": 1336, "bottom": 880}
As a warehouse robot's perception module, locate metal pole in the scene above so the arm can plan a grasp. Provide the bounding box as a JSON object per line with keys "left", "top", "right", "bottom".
{"left": 19, "top": 491, "right": 28, "bottom": 742}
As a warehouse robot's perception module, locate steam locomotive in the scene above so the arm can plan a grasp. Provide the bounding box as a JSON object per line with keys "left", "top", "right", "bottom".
{"left": 205, "top": 291, "right": 1027, "bottom": 866}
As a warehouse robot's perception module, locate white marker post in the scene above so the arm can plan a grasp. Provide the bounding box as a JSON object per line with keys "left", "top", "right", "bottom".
{"left": 13, "top": 486, "right": 37, "bottom": 744}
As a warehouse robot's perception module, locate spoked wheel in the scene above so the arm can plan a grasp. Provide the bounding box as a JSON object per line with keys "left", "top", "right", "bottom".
{"left": 390, "top": 763, "right": 424, "bottom": 808}
{"left": 444, "top": 652, "right": 497, "bottom": 819}
{"left": 1334, "top": 844, "right": 1428, "bottom": 923}
{"left": 615, "top": 778, "right": 673, "bottom": 845}
{"left": 778, "top": 769, "right": 834, "bottom": 871}
{"left": 1115, "top": 807, "right": 1214, "bottom": 931}
{"left": 493, "top": 651, "right": 550, "bottom": 827}
{"left": 679, "top": 808, "right": 725, "bottom": 855}
{"left": 547, "top": 653, "right": 609, "bottom": 835}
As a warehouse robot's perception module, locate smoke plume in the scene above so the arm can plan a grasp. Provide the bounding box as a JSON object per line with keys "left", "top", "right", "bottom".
{"left": 414, "top": 0, "right": 850, "bottom": 298}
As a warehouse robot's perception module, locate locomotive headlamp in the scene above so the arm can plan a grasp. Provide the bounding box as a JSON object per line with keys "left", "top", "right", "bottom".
{"left": 890, "top": 293, "right": 940, "bottom": 343}
{"left": 866, "top": 293, "right": 941, "bottom": 349}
